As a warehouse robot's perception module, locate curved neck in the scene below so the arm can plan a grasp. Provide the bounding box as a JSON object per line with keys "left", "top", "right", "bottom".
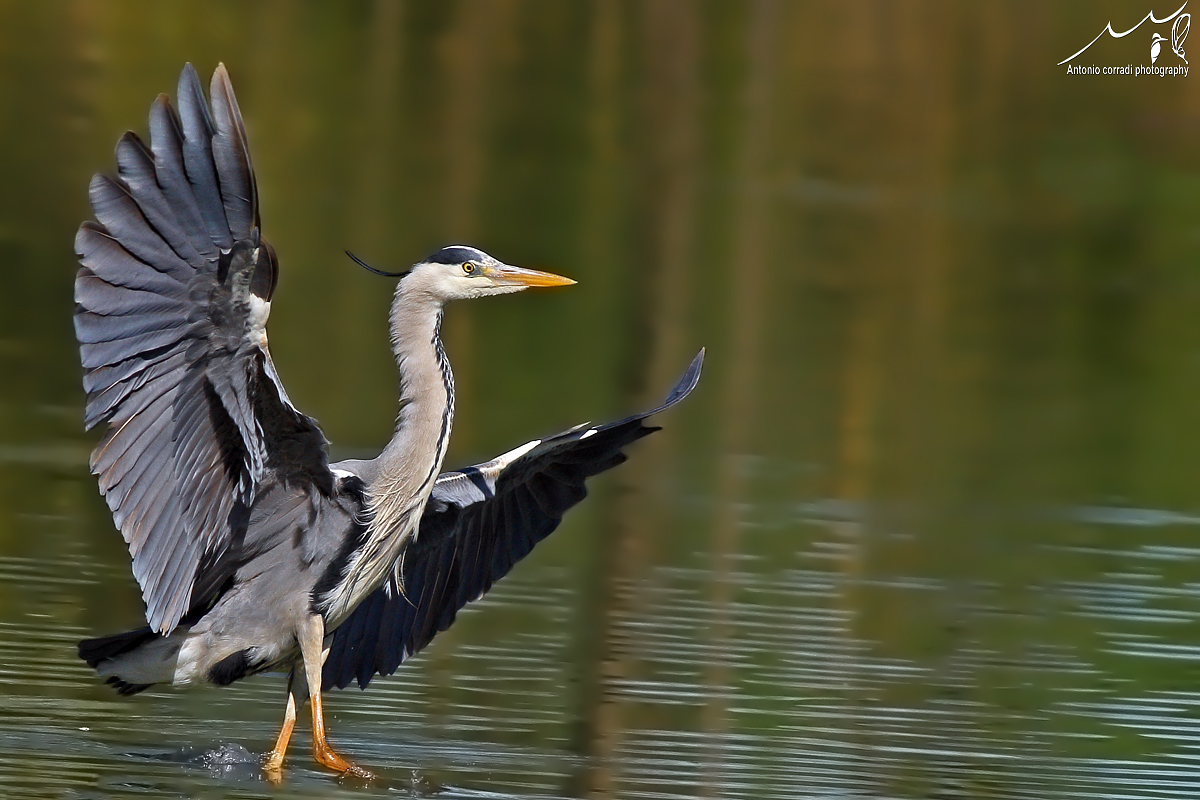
{"left": 321, "top": 279, "right": 455, "bottom": 625}
{"left": 374, "top": 281, "right": 455, "bottom": 504}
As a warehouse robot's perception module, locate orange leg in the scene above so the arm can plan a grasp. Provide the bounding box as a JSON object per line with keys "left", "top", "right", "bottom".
{"left": 298, "top": 614, "right": 374, "bottom": 779}
{"left": 262, "top": 668, "right": 304, "bottom": 778}
{"left": 309, "top": 688, "right": 357, "bottom": 772}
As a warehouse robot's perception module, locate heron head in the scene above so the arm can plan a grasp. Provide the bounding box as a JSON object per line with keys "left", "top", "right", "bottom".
{"left": 405, "top": 245, "right": 575, "bottom": 301}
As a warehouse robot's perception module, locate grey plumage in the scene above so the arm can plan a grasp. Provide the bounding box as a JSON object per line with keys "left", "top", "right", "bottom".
{"left": 75, "top": 63, "right": 702, "bottom": 776}
{"left": 76, "top": 63, "right": 332, "bottom": 641}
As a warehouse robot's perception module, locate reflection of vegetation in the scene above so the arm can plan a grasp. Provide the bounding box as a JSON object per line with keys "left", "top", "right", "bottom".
{"left": 3, "top": 1, "right": 1200, "bottom": 798}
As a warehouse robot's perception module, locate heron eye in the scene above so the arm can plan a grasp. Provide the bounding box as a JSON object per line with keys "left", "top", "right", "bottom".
{"left": 462, "top": 262, "right": 476, "bottom": 275}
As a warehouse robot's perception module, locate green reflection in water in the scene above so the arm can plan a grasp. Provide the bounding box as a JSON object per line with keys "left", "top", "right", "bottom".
{"left": 3, "top": 1, "right": 1200, "bottom": 798}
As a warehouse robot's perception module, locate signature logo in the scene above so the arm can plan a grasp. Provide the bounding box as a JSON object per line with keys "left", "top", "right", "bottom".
{"left": 1059, "top": 2, "right": 1189, "bottom": 66}
{"left": 1172, "top": 13, "right": 1190, "bottom": 63}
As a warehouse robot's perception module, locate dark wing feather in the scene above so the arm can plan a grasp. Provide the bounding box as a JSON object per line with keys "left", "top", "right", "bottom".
{"left": 75, "top": 63, "right": 331, "bottom": 635}
{"left": 175, "top": 64, "right": 232, "bottom": 250}
{"left": 323, "top": 350, "right": 704, "bottom": 691}
{"left": 208, "top": 66, "right": 258, "bottom": 238}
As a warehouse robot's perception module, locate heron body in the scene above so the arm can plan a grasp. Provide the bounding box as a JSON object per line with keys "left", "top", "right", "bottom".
{"left": 74, "top": 63, "right": 702, "bottom": 778}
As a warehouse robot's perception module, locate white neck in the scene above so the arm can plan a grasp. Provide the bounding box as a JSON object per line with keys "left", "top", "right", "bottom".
{"left": 321, "top": 276, "right": 454, "bottom": 623}
{"left": 377, "top": 278, "right": 455, "bottom": 493}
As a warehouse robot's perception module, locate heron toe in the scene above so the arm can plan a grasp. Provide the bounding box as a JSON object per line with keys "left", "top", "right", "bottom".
{"left": 313, "top": 742, "right": 374, "bottom": 780}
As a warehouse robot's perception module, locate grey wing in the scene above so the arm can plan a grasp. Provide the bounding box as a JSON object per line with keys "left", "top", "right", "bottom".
{"left": 323, "top": 350, "right": 704, "bottom": 690}
{"left": 75, "top": 64, "right": 332, "bottom": 635}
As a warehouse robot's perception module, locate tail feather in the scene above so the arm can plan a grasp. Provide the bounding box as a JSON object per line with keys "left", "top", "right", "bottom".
{"left": 79, "top": 627, "right": 158, "bottom": 695}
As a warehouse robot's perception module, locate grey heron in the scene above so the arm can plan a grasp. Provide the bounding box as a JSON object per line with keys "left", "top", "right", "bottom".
{"left": 73, "top": 63, "right": 703, "bottom": 778}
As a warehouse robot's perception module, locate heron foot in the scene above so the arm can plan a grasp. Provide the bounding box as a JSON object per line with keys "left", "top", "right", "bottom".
{"left": 314, "top": 742, "right": 375, "bottom": 781}
{"left": 262, "top": 749, "right": 285, "bottom": 770}
{"left": 261, "top": 750, "right": 286, "bottom": 785}
{"left": 338, "top": 763, "right": 376, "bottom": 782}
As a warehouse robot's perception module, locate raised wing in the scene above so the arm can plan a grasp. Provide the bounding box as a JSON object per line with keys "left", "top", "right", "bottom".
{"left": 322, "top": 350, "right": 704, "bottom": 691}
{"left": 75, "top": 64, "right": 331, "bottom": 635}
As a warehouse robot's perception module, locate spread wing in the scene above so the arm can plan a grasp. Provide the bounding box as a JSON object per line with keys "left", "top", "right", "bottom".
{"left": 74, "top": 63, "right": 332, "bottom": 635}
{"left": 322, "top": 350, "right": 704, "bottom": 691}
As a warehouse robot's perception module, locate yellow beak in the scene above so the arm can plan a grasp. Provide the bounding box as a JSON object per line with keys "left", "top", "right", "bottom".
{"left": 490, "top": 264, "right": 577, "bottom": 288}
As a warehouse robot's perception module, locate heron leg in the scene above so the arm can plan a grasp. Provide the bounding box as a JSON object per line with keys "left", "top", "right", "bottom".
{"left": 298, "top": 614, "right": 373, "bottom": 778}
{"left": 262, "top": 666, "right": 307, "bottom": 776}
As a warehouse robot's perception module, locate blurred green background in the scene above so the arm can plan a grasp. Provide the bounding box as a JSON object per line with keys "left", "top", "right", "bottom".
{"left": 4, "top": 1, "right": 1200, "bottom": 798}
